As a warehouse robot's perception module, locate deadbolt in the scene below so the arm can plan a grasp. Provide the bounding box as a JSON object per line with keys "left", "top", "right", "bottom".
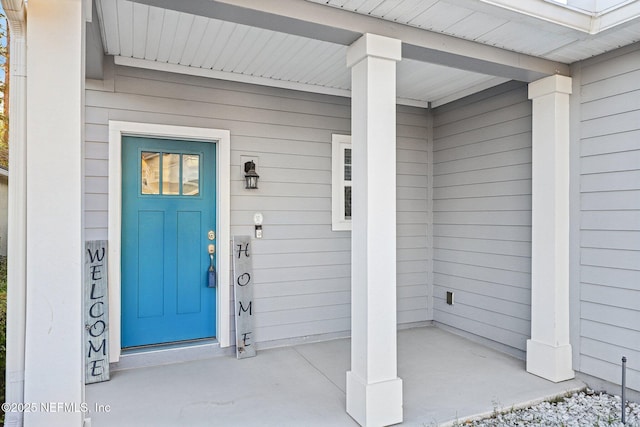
{"left": 208, "top": 230, "right": 215, "bottom": 240}
{"left": 208, "top": 244, "right": 215, "bottom": 254}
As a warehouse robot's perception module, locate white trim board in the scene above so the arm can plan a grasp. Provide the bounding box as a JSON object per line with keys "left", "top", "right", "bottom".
{"left": 108, "top": 121, "right": 232, "bottom": 362}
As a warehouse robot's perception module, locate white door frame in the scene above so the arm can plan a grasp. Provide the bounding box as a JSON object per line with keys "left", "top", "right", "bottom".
{"left": 108, "top": 121, "right": 231, "bottom": 362}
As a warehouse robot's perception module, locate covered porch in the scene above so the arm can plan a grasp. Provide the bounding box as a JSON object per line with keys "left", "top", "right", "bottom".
{"left": 85, "top": 327, "right": 585, "bottom": 426}
{"left": 6, "top": 1, "right": 640, "bottom": 426}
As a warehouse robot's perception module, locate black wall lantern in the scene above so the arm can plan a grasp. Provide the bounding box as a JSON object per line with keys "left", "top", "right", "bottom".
{"left": 244, "top": 160, "right": 260, "bottom": 189}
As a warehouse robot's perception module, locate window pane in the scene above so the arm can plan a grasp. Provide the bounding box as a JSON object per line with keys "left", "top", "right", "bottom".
{"left": 344, "top": 148, "right": 351, "bottom": 181}
{"left": 162, "top": 153, "right": 180, "bottom": 195}
{"left": 182, "top": 154, "right": 200, "bottom": 196}
{"left": 141, "top": 152, "right": 160, "bottom": 194}
{"left": 344, "top": 185, "right": 352, "bottom": 219}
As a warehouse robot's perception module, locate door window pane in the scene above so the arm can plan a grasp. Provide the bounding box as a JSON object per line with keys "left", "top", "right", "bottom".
{"left": 141, "top": 152, "right": 160, "bottom": 194}
{"left": 182, "top": 154, "right": 200, "bottom": 196}
{"left": 162, "top": 153, "right": 180, "bottom": 195}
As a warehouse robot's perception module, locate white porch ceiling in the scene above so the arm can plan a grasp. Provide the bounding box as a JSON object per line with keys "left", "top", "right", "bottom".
{"left": 99, "top": 3, "right": 352, "bottom": 90}
{"left": 94, "top": 0, "right": 640, "bottom": 107}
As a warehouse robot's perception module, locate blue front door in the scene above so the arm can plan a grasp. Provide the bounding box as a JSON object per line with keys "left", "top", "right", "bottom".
{"left": 122, "top": 136, "right": 216, "bottom": 348}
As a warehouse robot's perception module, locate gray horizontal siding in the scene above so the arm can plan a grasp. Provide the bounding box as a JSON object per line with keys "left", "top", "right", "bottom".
{"left": 432, "top": 82, "right": 532, "bottom": 358}
{"left": 84, "top": 61, "right": 429, "bottom": 345}
{"left": 577, "top": 44, "right": 640, "bottom": 392}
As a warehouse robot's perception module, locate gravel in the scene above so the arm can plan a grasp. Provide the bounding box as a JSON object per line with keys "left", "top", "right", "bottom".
{"left": 459, "top": 390, "right": 640, "bottom": 426}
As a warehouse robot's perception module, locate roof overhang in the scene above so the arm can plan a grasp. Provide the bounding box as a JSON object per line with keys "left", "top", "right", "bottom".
{"left": 483, "top": 0, "right": 640, "bottom": 33}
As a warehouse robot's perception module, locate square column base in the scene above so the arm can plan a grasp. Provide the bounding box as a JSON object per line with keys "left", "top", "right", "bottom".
{"left": 346, "top": 371, "right": 403, "bottom": 426}
{"left": 526, "top": 339, "right": 575, "bottom": 382}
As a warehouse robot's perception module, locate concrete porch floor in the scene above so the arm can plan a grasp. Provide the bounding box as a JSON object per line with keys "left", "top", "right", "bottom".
{"left": 86, "top": 327, "right": 585, "bottom": 426}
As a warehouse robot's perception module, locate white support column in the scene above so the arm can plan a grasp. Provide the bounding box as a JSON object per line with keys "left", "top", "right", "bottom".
{"left": 24, "top": 1, "right": 86, "bottom": 426}
{"left": 526, "top": 75, "right": 575, "bottom": 383}
{"left": 346, "top": 33, "right": 403, "bottom": 427}
{"left": 3, "top": 1, "right": 27, "bottom": 426}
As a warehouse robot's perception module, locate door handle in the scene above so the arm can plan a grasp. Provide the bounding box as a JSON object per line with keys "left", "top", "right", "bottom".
{"left": 208, "top": 244, "right": 216, "bottom": 288}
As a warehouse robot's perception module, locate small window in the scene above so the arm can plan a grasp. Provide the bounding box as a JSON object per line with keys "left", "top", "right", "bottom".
{"left": 182, "top": 154, "right": 200, "bottom": 195}
{"left": 344, "top": 186, "right": 351, "bottom": 219}
{"left": 140, "top": 151, "right": 200, "bottom": 196}
{"left": 162, "top": 153, "right": 180, "bottom": 195}
{"left": 141, "top": 152, "right": 160, "bottom": 194}
{"left": 332, "top": 134, "right": 352, "bottom": 231}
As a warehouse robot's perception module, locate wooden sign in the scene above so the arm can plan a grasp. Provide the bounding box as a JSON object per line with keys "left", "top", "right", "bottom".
{"left": 84, "top": 240, "right": 110, "bottom": 384}
{"left": 232, "top": 235, "right": 256, "bottom": 359}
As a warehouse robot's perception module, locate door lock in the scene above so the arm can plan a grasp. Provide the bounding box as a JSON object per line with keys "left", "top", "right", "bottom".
{"left": 208, "top": 230, "right": 215, "bottom": 241}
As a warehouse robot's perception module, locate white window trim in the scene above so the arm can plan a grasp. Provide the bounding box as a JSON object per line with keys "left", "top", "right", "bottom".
{"left": 108, "top": 121, "right": 231, "bottom": 362}
{"left": 332, "top": 134, "right": 352, "bottom": 231}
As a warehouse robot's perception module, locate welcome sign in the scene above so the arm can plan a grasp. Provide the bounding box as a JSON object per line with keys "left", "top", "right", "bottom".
{"left": 84, "top": 240, "right": 110, "bottom": 384}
